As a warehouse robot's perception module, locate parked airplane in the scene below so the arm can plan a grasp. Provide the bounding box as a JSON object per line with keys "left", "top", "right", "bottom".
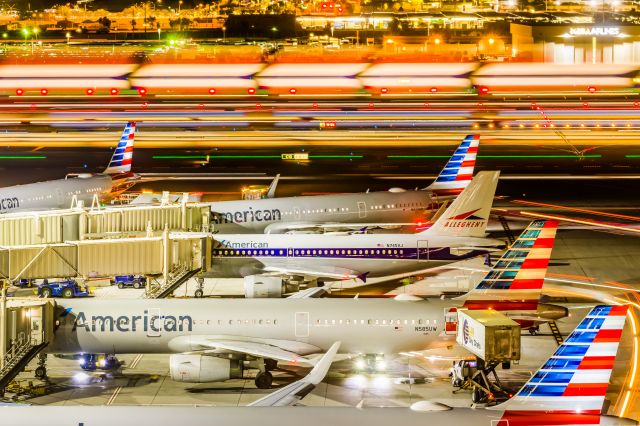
{"left": 49, "top": 218, "right": 564, "bottom": 390}
{"left": 209, "top": 171, "right": 502, "bottom": 296}
{"left": 0, "top": 122, "right": 137, "bottom": 214}
{"left": 207, "top": 134, "right": 480, "bottom": 234}
{"left": 10, "top": 305, "right": 634, "bottom": 426}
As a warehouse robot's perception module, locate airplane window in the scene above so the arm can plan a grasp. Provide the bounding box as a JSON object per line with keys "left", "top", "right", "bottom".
{"left": 358, "top": 250, "right": 363, "bottom": 255}
{"left": 361, "top": 320, "right": 365, "bottom": 325}
{"left": 341, "top": 250, "right": 346, "bottom": 255}
{"left": 411, "top": 320, "right": 416, "bottom": 325}
{"left": 382, "top": 320, "right": 387, "bottom": 325}
{"left": 368, "top": 319, "right": 373, "bottom": 325}
{"left": 339, "top": 320, "right": 343, "bottom": 325}
{"left": 347, "top": 250, "right": 351, "bottom": 255}
{"left": 376, "top": 250, "right": 380, "bottom": 255}
{"left": 266, "top": 319, "right": 271, "bottom": 325}
{"left": 331, "top": 319, "right": 336, "bottom": 325}
{"left": 324, "top": 250, "right": 328, "bottom": 255}
{"left": 279, "top": 250, "right": 284, "bottom": 255}
{"left": 382, "top": 250, "right": 386, "bottom": 255}
{"left": 404, "top": 319, "right": 408, "bottom": 325}
{"left": 345, "top": 320, "right": 350, "bottom": 325}
{"left": 365, "top": 250, "right": 369, "bottom": 255}
{"left": 324, "top": 319, "right": 329, "bottom": 325}
{"left": 313, "top": 250, "right": 317, "bottom": 255}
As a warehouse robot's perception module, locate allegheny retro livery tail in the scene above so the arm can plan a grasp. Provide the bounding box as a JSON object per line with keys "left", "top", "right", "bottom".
{"left": 423, "top": 165, "right": 497, "bottom": 238}
{"left": 426, "top": 134, "right": 479, "bottom": 196}
{"left": 104, "top": 121, "right": 136, "bottom": 175}
{"left": 494, "top": 304, "right": 630, "bottom": 425}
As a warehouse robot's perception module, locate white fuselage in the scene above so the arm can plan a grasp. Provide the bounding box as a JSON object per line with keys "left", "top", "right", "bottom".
{"left": 0, "top": 174, "right": 113, "bottom": 213}
{"left": 50, "top": 298, "right": 458, "bottom": 355}
{"left": 210, "top": 232, "right": 502, "bottom": 279}
{"left": 208, "top": 189, "right": 447, "bottom": 233}
{"left": 0, "top": 403, "right": 633, "bottom": 426}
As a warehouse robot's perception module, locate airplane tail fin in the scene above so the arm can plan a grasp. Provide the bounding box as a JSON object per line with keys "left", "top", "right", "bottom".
{"left": 462, "top": 219, "right": 558, "bottom": 311}
{"left": 104, "top": 122, "right": 136, "bottom": 175}
{"left": 425, "top": 134, "right": 479, "bottom": 196}
{"left": 494, "top": 304, "right": 629, "bottom": 423}
{"left": 421, "top": 170, "right": 499, "bottom": 237}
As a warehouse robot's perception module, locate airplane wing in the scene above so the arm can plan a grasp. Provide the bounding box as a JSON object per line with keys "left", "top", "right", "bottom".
{"left": 192, "top": 339, "right": 316, "bottom": 365}
{"left": 248, "top": 341, "right": 340, "bottom": 407}
{"left": 287, "top": 287, "right": 329, "bottom": 299}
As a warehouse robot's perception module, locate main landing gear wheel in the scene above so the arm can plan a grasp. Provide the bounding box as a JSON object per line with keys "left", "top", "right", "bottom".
{"left": 35, "top": 366, "right": 47, "bottom": 379}
{"left": 194, "top": 289, "right": 204, "bottom": 298}
{"left": 255, "top": 371, "right": 273, "bottom": 389}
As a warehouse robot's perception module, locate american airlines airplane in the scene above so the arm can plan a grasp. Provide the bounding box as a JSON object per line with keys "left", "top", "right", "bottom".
{"left": 0, "top": 122, "right": 137, "bottom": 214}
{"left": 49, "top": 218, "right": 565, "bottom": 390}
{"left": 207, "top": 134, "right": 480, "bottom": 234}
{"left": 8, "top": 305, "right": 635, "bottom": 426}
{"left": 209, "top": 171, "right": 503, "bottom": 295}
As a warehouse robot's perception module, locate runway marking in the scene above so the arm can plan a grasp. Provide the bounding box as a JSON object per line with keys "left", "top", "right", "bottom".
{"left": 106, "top": 386, "right": 122, "bottom": 405}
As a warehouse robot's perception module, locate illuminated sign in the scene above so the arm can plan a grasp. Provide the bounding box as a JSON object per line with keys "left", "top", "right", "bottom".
{"left": 281, "top": 153, "right": 309, "bottom": 160}
{"left": 568, "top": 27, "right": 620, "bottom": 36}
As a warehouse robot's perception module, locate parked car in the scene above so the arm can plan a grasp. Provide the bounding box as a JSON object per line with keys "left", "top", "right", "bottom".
{"left": 114, "top": 275, "right": 147, "bottom": 289}
{"left": 37, "top": 279, "right": 89, "bottom": 298}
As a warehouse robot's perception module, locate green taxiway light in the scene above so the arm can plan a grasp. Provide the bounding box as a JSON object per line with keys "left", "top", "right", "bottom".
{"left": 0, "top": 155, "right": 46, "bottom": 159}
{"left": 387, "top": 155, "right": 602, "bottom": 159}
{"left": 625, "top": 155, "right": 640, "bottom": 158}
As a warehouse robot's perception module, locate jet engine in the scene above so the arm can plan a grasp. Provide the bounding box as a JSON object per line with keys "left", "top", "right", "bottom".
{"left": 169, "top": 354, "right": 244, "bottom": 383}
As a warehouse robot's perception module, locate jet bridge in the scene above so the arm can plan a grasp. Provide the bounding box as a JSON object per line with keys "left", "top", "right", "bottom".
{"left": 0, "top": 232, "right": 212, "bottom": 297}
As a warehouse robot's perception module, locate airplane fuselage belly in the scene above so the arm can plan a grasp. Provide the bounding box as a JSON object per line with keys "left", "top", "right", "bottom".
{"left": 49, "top": 299, "right": 456, "bottom": 355}
{"left": 0, "top": 175, "right": 113, "bottom": 213}
{"left": 209, "top": 190, "right": 447, "bottom": 233}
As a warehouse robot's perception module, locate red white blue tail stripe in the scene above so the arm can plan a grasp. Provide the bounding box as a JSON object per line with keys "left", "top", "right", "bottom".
{"left": 463, "top": 219, "right": 558, "bottom": 311}
{"left": 496, "top": 304, "right": 628, "bottom": 425}
{"left": 104, "top": 122, "right": 136, "bottom": 175}
{"left": 427, "top": 134, "right": 479, "bottom": 196}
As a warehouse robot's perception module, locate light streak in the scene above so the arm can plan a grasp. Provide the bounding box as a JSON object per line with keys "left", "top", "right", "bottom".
{"left": 513, "top": 199, "right": 640, "bottom": 222}
{"left": 519, "top": 211, "right": 640, "bottom": 235}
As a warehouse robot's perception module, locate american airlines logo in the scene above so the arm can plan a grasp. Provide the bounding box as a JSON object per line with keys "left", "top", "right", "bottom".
{"left": 71, "top": 310, "right": 193, "bottom": 333}
{"left": 212, "top": 208, "right": 282, "bottom": 224}
{"left": 0, "top": 197, "right": 19, "bottom": 211}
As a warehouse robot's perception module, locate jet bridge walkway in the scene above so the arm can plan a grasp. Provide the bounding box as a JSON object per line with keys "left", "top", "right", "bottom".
{"left": 0, "top": 299, "right": 55, "bottom": 394}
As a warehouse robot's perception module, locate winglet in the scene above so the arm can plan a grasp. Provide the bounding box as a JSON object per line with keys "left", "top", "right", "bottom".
{"left": 494, "top": 305, "right": 629, "bottom": 421}
{"left": 356, "top": 272, "right": 369, "bottom": 283}
{"left": 426, "top": 134, "right": 479, "bottom": 196}
{"left": 266, "top": 174, "right": 280, "bottom": 199}
{"left": 104, "top": 122, "right": 136, "bottom": 175}
{"left": 306, "top": 341, "right": 341, "bottom": 384}
{"left": 248, "top": 342, "right": 340, "bottom": 407}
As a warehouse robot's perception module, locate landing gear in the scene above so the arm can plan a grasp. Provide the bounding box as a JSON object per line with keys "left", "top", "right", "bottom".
{"left": 528, "top": 326, "right": 540, "bottom": 336}
{"left": 264, "top": 358, "right": 277, "bottom": 371}
{"left": 35, "top": 353, "right": 47, "bottom": 379}
{"left": 255, "top": 371, "right": 273, "bottom": 389}
{"left": 194, "top": 277, "right": 204, "bottom": 298}
{"left": 34, "top": 366, "right": 47, "bottom": 379}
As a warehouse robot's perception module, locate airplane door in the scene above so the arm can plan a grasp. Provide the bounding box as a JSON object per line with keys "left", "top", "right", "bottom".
{"left": 357, "top": 201, "right": 367, "bottom": 219}
{"left": 147, "top": 308, "right": 162, "bottom": 338}
{"left": 295, "top": 312, "right": 309, "bottom": 338}
{"left": 417, "top": 240, "right": 429, "bottom": 260}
